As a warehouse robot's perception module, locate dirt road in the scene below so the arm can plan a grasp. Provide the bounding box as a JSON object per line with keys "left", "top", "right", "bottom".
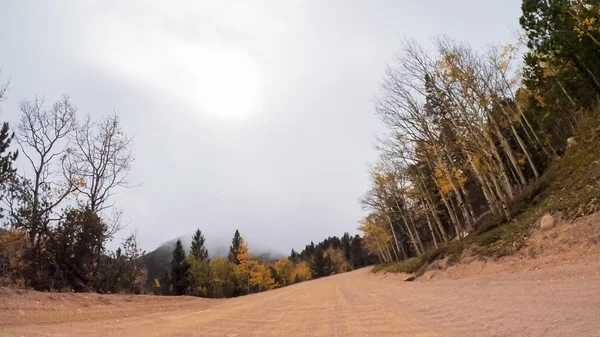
{"left": 2, "top": 261, "right": 600, "bottom": 337}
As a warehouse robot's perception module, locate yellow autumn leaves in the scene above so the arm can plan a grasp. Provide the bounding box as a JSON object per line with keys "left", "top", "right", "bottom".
{"left": 234, "top": 238, "right": 275, "bottom": 293}
{"left": 234, "top": 238, "right": 311, "bottom": 294}
{"left": 0, "top": 229, "right": 29, "bottom": 287}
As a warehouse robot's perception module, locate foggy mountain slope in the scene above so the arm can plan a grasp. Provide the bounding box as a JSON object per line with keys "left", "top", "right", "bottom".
{"left": 141, "top": 234, "right": 284, "bottom": 284}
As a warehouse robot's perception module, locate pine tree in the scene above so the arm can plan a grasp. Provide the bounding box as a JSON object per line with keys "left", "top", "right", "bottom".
{"left": 158, "top": 269, "right": 172, "bottom": 295}
{"left": 170, "top": 239, "right": 190, "bottom": 295}
{"left": 0, "top": 121, "right": 17, "bottom": 185}
{"left": 228, "top": 230, "right": 242, "bottom": 264}
{"left": 350, "top": 235, "right": 365, "bottom": 268}
{"left": 0, "top": 79, "right": 18, "bottom": 186}
{"left": 190, "top": 229, "right": 209, "bottom": 262}
{"left": 188, "top": 230, "right": 210, "bottom": 297}
{"left": 289, "top": 249, "right": 300, "bottom": 263}
{"left": 309, "top": 247, "right": 331, "bottom": 278}
{"left": 341, "top": 233, "right": 352, "bottom": 262}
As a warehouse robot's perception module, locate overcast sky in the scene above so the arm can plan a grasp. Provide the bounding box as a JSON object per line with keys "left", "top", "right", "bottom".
{"left": 0, "top": 0, "right": 521, "bottom": 254}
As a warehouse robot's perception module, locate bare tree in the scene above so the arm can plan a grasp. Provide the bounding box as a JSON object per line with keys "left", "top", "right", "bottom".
{"left": 67, "top": 113, "right": 133, "bottom": 216}
{"left": 11, "top": 95, "right": 77, "bottom": 247}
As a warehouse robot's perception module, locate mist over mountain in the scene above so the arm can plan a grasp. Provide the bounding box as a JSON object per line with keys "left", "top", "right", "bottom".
{"left": 141, "top": 232, "right": 285, "bottom": 284}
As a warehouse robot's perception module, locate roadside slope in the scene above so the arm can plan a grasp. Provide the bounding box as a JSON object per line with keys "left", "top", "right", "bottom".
{"left": 2, "top": 260, "right": 600, "bottom": 337}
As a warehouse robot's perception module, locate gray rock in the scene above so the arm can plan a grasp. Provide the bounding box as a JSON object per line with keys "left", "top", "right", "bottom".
{"left": 540, "top": 214, "right": 555, "bottom": 231}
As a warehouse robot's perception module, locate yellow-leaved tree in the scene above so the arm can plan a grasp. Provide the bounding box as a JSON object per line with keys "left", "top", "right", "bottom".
{"left": 0, "top": 229, "right": 29, "bottom": 287}
{"left": 358, "top": 216, "right": 392, "bottom": 263}
{"left": 210, "top": 257, "right": 235, "bottom": 298}
{"left": 188, "top": 255, "right": 210, "bottom": 297}
{"left": 326, "top": 248, "right": 351, "bottom": 274}
{"left": 290, "top": 261, "right": 311, "bottom": 283}
{"left": 234, "top": 238, "right": 255, "bottom": 294}
{"left": 250, "top": 263, "right": 275, "bottom": 292}
{"left": 273, "top": 258, "right": 294, "bottom": 287}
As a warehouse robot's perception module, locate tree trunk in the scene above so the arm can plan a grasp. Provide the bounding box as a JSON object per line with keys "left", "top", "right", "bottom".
{"left": 406, "top": 211, "right": 425, "bottom": 254}
{"left": 436, "top": 149, "right": 474, "bottom": 229}
{"left": 489, "top": 116, "right": 527, "bottom": 188}
{"left": 415, "top": 171, "right": 448, "bottom": 242}
{"left": 425, "top": 213, "right": 439, "bottom": 249}
{"left": 509, "top": 122, "right": 540, "bottom": 179}
{"left": 486, "top": 169, "right": 511, "bottom": 220}
{"left": 385, "top": 215, "right": 402, "bottom": 262}
{"left": 401, "top": 214, "right": 422, "bottom": 256}
{"left": 467, "top": 154, "right": 501, "bottom": 215}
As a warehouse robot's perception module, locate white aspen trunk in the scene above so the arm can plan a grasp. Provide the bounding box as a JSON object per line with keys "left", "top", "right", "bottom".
{"left": 443, "top": 77, "right": 516, "bottom": 198}
{"left": 435, "top": 149, "right": 474, "bottom": 229}
{"left": 497, "top": 56, "right": 553, "bottom": 159}
{"left": 448, "top": 195, "right": 463, "bottom": 239}
{"left": 486, "top": 64, "right": 546, "bottom": 173}
{"left": 384, "top": 242, "right": 394, "bottom": 262}
{"left": 487, "top": 135, "right": 516, "bottom": 198}
{"left": 387, "top": 182, "right": 424, "bottom": 256}
{"left": 425, "top": 212, "right": 439, "bottom": 249}
{"left": 467, "top": 153, "right": 500, "bottom": 215}
{"left": 494, "top": 99, "right": 541, "bottom": 179}
{"left": 423, "top": 152, "right": 462, "bottom": 238}
{"left": 376, "top": 239, "right": 387, "bottom": 262}
{"left": 398, "top": 239, "right": 407, "bottom": 260}
{"left": 443, "top": 192, "right": 462, "bottom": 239}
{"left": 369, "top": 229, "right": 388, "bottom": 263}
{"left": 457, "top": 175, "right": 476, "bottom": 223}
{"left": 401, "top": 214, "right": 422, "bottom": 256}
{"left": 445, "top": 167, "right": 474, "bottom": 229}
{"left": 415, "top": 171, "right": 449, "bottom": 242}
{"left": 510, "top": 122, "right": 540, "bottom": 178}
{"left": 376, "top": 252, "right": 383, "bottom": 264}
{"left": 572, "top": 52, "right": 600, "bottom": 94}
{"left": 554, "top": 76, "right": 578, "bottom": 109}
{"left": 487, "top": 170, "right": 511, "bottom": 220}
{"left": 489, "top": 116, "right": 527, "bottom": 187}
{"left": 385, "top": 214, "right": 402, "bottom": 262}
{"left": 406, "top": 211, "right": 425, "bottom": 253}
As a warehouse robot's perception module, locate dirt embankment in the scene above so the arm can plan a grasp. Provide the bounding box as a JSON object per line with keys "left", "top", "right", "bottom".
{"left": 420, "top": 212, "right": 600, "bottom": 281}
{"left": 0, "top": 287, "right": 217, "bottom": 327}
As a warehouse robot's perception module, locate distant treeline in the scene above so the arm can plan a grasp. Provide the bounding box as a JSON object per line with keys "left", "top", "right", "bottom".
{"left": 290, "top": 233, "right": 377, "bottom": 278}
{"left": 152, "top": 230, "right": 377, "bottom": 298}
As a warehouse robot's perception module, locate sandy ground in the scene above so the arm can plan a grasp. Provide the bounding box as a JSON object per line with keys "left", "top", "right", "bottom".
{"left": 1, "top": 261, "right": 599, "bottom": 337}
{"left": 2, "top": 214, "right": 600, "bottom": 337}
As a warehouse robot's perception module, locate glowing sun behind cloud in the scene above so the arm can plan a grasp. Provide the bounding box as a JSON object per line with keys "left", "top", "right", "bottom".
{"left": 190, "top": 48, "right": 260, "bottom": 122}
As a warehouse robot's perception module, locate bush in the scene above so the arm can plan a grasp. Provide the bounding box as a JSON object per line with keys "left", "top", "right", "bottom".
{"left": 372, "top": 257, "right": 423, "bottom": 275}
{"left": 0, "top": 229, "right": 29, "bottom": 287}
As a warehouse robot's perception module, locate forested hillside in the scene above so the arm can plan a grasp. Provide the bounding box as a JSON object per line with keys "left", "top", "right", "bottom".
{"left": 360, "top": 0, "right": 600, "bottom": 271}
